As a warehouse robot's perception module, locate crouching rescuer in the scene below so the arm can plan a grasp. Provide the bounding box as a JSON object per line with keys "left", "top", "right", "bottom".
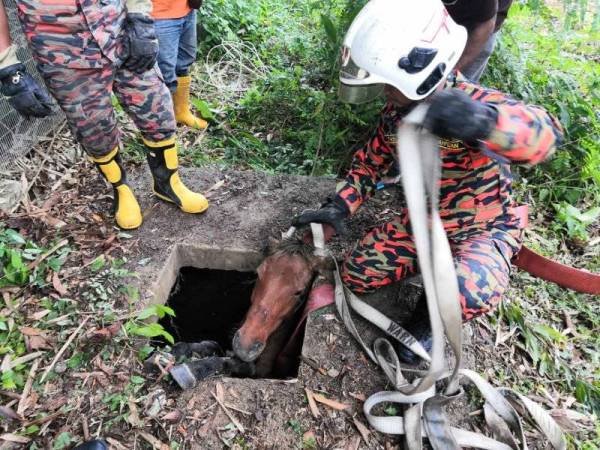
{"left": 0, "top": 0, "right": 208, "bottom": 230}
{"left": 293, "top": 0, "right": 564, "bottom": 363}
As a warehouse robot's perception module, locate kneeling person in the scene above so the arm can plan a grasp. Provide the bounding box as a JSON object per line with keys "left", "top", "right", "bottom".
{"left": 293, "top": 0, "right": 563, "bottom": 362}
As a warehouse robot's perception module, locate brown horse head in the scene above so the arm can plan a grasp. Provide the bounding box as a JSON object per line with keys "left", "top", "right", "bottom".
{"left": 233, "top": 237, "right": 332, "bottom": 362}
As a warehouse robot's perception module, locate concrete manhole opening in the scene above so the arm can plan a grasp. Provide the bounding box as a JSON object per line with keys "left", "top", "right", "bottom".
{"left": 160, "top": 266, "right": 255, "bottom": 351}
{"left": 153, "top": 245, "right": 302, "bottom": 379}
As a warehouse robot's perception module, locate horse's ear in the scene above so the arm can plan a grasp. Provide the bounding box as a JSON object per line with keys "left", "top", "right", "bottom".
{"left": 311, "top": 255, "right": 335, "bottom": 274}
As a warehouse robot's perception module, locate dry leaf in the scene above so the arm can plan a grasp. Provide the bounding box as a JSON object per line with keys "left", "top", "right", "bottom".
{"left": 550, "top": 408, "right": 593, "bottom": 431}
{"left": 349, "top": 392, "right": 366, "bottom": 402}
{"left": 216, "top": 382, "right": 225, "bottom": 402}
{"left": 45, "top": 395, "right": 67, "bottom": 411}
{"left": 127, "top": 397, "right": 144, "bottom": 428}
{"left": 86, "top": 322, "right": 121, "bottom": 342}
{"left": 353, "top": 417, "right": 371, "bottom": 444}
{"left": 162, "top": 409, "right": 183, "bottom": 423}
{"left": 2, "top": 352, "right": 44, "bottom": 371}
{"left": 105, "top": 437, "right": 128, "bottom": 450}
{"left": 303, "top": 431, "right": 316, "bottom": 445}
{"left": 228, "top": 388, "right": 240, "bottom": 399}
{"left": 211, "top": 390, "right": 245, "bottom": 433}
{"left": 138, "top": 431, "right": 169, "bottom": 450}
{"left": 52, "top": 272, "right": 68, "bottom": 296}
{"left": 0, "top": 406, "right": 20, "bottom": 421}
{"left": 206, "top": 179, "right": 225, "bottom": 193}
{"left": 312, "top": 393, "right": 350, "bottom": 411}
{"left": 29, "top": 310, "right": 51, "bottom": 321}
{"left": 27, "top": 335, "right": 51, "bottom": 351}
{"left": 304, "top": 389, "right": 320, "bottom": 418}
{"left": 94, "top": 356, "right": 114, "bottom": 376}
{"left": 344, "top": 435, "right": 361, "bottom": 450}
{"left": 0, "top": 433, "right": 31, "bottom": 444}
{"left": 19, "top": 327, "right": 42, "bottom": 336}
{"left": 549, "top": 409, "right": 578, "bottom": 431}
{"left": 327, "top": 368, "right": 340, "bottom": 378}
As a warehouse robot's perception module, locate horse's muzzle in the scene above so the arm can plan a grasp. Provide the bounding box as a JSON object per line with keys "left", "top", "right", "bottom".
{"left": 232, "top": 330, "right": 265, "bottom": 362}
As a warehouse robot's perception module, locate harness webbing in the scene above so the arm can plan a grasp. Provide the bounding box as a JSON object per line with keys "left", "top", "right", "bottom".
{"left": 330, "top": 104, "right": 567, "bottom": 450}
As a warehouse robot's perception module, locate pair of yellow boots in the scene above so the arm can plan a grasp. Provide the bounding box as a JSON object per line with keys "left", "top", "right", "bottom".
{"left": 91, "top": 76, "right": 209, "bottom": 230}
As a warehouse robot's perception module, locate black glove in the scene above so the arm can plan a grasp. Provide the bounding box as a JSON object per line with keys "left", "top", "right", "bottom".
{"left": 123, "top": 13, "right": 159, "bottom": 73}
{"left": 0, "top": 63, "right": 53, "bottom": 119}
{"left": 292, "top": 196, "right": 350, "bottom": 235}
{"left": 424, "top": 89, "right": 498, "bottom": 142}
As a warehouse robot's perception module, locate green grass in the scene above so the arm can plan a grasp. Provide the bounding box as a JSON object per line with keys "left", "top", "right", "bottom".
{"left": 190, "top": 0, "right": 377, "bottom": 176}
{"left": 484, "top": 2, "right": 600, "bottom": 207}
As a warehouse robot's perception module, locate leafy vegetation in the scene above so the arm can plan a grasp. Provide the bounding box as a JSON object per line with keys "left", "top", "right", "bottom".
{"left": 0, "top": 228, "right": 69, "bottom": 289}
{"left": 126, "top": 304, "right": 176, "bottom": 344}
{"left": 484, "top": 1, "right": 600, "bottom": 210}
{"left": 482, "top": 6, "right": 599, "bottom": 446}
{"left": 188, "top": 0, "right": 599, "bottom": 240}
{"left": 191, "top": 0, "right": 376, "bottom": 175}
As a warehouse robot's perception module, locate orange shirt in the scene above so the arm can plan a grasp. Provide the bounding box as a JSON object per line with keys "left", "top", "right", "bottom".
{"left": 152, "top": 0, "right": 191, "bottom": 19}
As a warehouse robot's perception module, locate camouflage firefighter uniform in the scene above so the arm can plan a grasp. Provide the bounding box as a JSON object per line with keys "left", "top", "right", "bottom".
{"left": 337, "top": 73, "right": 563, "bottom": 320}
{"left": 1, "top": 0, "right": 209, "bottom": 229}
{"left": 15, "top": 0, "right": 173, "bottom": 157}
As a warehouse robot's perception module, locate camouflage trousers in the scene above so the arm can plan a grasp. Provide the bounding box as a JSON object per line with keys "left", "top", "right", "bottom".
{"left": 37, "top": 63, "right": 175, "bottom": 157}
{"left": 342, "top": 214, "right": 521, "bottom": 321}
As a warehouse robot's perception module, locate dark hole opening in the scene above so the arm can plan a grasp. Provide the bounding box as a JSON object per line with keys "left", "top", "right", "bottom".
{"left": 158, "top": 266, "right": 302, "bottom": 379}
{"left": 160, "top": 267, "right": 255, "bottom": 349}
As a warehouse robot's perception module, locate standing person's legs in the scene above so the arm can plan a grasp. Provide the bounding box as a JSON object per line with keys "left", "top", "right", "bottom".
{"left": 172, "top": 10, "right": 207, "bottom": 129}
{"left": 37, "top": 65, "right": 142, "bottom": 229}
{"left": 176, "top": 10, "right": 198, "bottom": 78}
{"left": 461, "top": 31, "right": 498, "bottom": 83}
{"left": 38, "top": 66, "right": 119, "bottom": 157}
{"left": 112, "top": 65, "right": 209, "bottom": 214}
{"left": 112, "top": 65, "right": 176, "bottom": 143}
{"left": 155, "top": 17, "right": 183, "bottom": 92}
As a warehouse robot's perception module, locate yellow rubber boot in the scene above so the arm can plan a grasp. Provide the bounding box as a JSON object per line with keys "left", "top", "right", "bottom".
{"left": 143, "top": 137, "right": 209, "bottom": 214}
{"left": 173, "top": 75, "right": 208, "bottom": 130}
{"left": 90, "top": 148, "right": 143, "bottom": 230}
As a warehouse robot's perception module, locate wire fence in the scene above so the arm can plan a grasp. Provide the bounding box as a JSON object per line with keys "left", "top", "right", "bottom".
{"left": 0, "top": 0, "right": 64, "bottom": 172}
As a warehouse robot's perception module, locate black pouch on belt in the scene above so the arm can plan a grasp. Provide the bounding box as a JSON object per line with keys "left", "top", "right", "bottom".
{"left": 188, "top": 0, "right": 202, "bottom": 9}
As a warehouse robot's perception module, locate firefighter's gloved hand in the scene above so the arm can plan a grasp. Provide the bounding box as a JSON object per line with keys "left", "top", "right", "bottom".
{"left": 0, "top": 63, "right": 53, "bottom": 119}
{"left": 123, "top": 13, "right": 159, "bottom": 73}
{"left": 424, "top": 89, "right": 498, "bottom": 142}
{"left": 292, "top": 196, "right": 350, "bottom": 236}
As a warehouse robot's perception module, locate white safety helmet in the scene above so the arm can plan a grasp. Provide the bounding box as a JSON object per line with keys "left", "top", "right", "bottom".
{"left": 339, "top": 0, "right": 467, "bottom": 103}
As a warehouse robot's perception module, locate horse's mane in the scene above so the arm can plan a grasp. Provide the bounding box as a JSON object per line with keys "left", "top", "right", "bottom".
{"left": 268, "top": 238, "right": 314, "bottom": 262}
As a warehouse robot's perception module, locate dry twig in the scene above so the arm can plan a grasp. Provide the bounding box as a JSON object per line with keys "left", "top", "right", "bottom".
{"left": 40, "top": 317, "right": 89, "bottom": 382}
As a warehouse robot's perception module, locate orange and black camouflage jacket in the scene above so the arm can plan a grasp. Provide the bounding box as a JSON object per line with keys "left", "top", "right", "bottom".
{"left": 336, "top": 74, "right": 564, "bottom": 232}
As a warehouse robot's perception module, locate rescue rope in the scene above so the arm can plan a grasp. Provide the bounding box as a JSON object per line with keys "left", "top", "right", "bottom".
{"left": 329, "top": 104, "right": 567, "bottom": 450}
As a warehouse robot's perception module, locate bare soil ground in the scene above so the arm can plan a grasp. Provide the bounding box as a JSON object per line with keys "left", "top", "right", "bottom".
{"left": 0, "top": 143, "right": 595, "bottom": 449}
